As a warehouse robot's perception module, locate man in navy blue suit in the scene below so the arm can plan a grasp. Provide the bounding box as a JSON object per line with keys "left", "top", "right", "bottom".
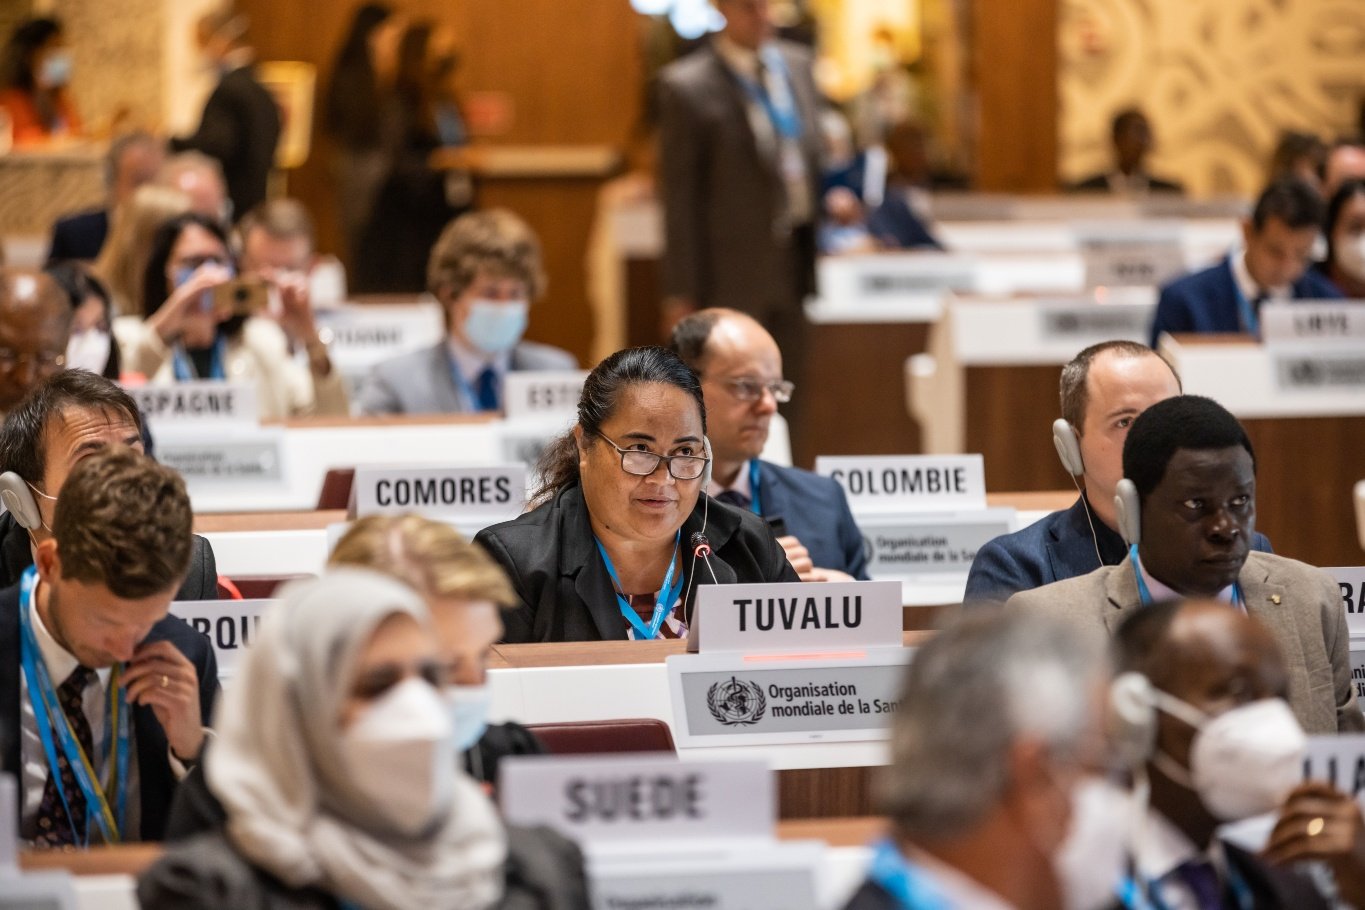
{"left": 671, "top": 309, "right": 868, "bottom": 581}
{"left": 46, "top": 132, "right": 164, "bottom": 263}
{"left": 1150, "top": 179, "right": 1340, "bottom": 346}
{"left": 965, "top": 341, "right": 1273, "bottom": 605}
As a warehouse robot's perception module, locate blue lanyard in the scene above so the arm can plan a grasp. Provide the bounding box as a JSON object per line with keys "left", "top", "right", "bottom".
{"left": 594, "top": 531, "right": 684, "bottom": 640}
{"left": 1130, "top": 545, "right": 1242, "bottom": 609}
{"left": 171, "top": 333, "right": 227, "bottom": 381}
{"left": 865, "top": 838, "right": 955, "bottom": 910}
{"left": 1229, "top": 254, "right": 1261, "bottom": 337}
{"left": 732, "top": 48, "right": 803, "bottom": 140}
{"left": 18, "top": 566, "right": 130, "bottom": 845}
{"left": 747, "top": 460, "right": 763, "bottom": 516}
{"left": 1117, "top": 864, "right": 1254, "bottom": 910}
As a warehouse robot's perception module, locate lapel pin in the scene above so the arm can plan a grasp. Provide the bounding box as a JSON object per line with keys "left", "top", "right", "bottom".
{"left": 1270, "top": 595, "right": 1282, "bottom": 605}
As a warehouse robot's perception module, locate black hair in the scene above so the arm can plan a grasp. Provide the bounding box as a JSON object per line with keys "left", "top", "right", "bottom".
{"left": 1111, "top": 108, "right": 1148, "bottom": 141}
{"left": 1251, "top": 177, "right": 1325, "bottom": 232}
{"left": 323, "top": 3, "right": 392, "bottom": 144}
{"left": 668, "top": 309, "right": 723, "bottom": 371}
{"left": 534, "top": 346, "right": 706, "bottom": 503}
{"left": 44, "top": 261, "right": 120, "bottom": 380}
{"left": 141, "top": 212, "right": 245, "bottom": 340}
{"left": 3, "top": 17, "right": 61, "bottom": 92}
{"left": 1121, "top": 395, "right": 1256, "bottom": 504}
{"left": 1112, "top": 599, "right": 1184, "bottom": 683}
{"left": 0, "top": 370, "right": 143, "bottom": 484}
{"left": 1324, "top": 178, "right": 1365, "bottom": 269}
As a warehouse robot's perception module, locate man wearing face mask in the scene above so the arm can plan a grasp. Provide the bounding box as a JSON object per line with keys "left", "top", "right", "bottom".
{"left": 1007, "top": 395, "right": 1362, "bottom": 734}
{"left": 358, "top": 209, "right": 577, "bottom": 416}
{"left": 1108, "top": 600, "right": 1334, "bottom": 909}
{"left": 843, "top": 611, "right": 1125, "bottom": 910}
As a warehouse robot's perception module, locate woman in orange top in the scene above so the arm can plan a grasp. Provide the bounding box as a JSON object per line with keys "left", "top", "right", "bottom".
{"left": 0, "top": 18, "right": 82, "bottom": 146}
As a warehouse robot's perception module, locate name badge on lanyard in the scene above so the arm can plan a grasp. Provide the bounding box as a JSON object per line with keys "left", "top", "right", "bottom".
{"left": 17, "top": 566, "right": 130, "bottom": 845}
{"left": 596, "top": 531, "right": 684, "bottom": 640}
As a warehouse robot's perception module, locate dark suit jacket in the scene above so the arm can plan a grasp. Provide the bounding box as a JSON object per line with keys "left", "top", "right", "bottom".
{"left": 170, "top": 65, "right": 281, "bottom": 218}
{"left": 757, "top": 460, "right": 868, "bottom": 579}
{"left": 0, "top": 512, "right": 219, "bottom": 601}
{"left": 866, "top": 188, "right": 942, "bottom": 251}
{"left": 964, "top": 494, "right": 1273, "bottom": 606}
{"left": 1070, "top": 171, "right": 1185, "bottom": 194}
{"left": 47, "top": 208, "right": 109, "bottom": 262}
{"left": 475, "top": 483, "right": 799, "bottom": 643}
{"left": 1150, "top": 257, "right": 1343, "bottom": 346}
{"left": 0, "top": 581, "right": 220, "bottom": 842}
{"left": 657, "top": 40, "right": 825, "bottom": 317}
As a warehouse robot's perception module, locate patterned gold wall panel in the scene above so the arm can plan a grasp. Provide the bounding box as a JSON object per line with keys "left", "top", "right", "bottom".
{"left": 55, "top": 0, "right": 164, "bottom": 135}
{"left": 1059, "top": 0, "right": 1365, "bottom": 197}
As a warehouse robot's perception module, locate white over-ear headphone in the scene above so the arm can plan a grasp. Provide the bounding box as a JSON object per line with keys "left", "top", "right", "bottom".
{"left": 1114, "top": 478, "right": 1141, "bottom": 546}
{"left": 1052, "top": 418, "right": 1085, "bottom": 477}
{"left": 0, "top": 471, "right": 43, "bottom": 530}
{"left": 701, "top": 436, "right": 713, "bottom": 489}
{"left": 1110, "top": 671, "right": 1160, "bottom": 770}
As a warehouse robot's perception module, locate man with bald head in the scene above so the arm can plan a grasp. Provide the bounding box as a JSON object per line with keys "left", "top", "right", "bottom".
{"left": 0, "top": 268, "right": 72, "bottom": 415}
{"left": 155, "top": 152, "right": 231, "bottom": 224}
{"left": 671, "top": 308, "right": 867, "bottom": 581}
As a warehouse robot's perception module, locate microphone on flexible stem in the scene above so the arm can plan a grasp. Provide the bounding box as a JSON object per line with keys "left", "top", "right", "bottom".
{"left": 690, "top": 531, "right": 719, "bottom": 583}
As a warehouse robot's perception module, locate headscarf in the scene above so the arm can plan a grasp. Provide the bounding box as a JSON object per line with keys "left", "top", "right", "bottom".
{"left": 204, "top": 568, "right": 507, "bottom": 910}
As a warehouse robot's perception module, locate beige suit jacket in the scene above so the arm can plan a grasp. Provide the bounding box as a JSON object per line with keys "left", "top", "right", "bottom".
{"left": 1006, "top": 551, "right": 1362, "bottom": 734}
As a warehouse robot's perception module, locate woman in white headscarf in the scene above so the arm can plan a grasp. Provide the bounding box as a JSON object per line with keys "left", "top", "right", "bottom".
{"left": 138, "top": 568, "right": 508, "bottom": 910}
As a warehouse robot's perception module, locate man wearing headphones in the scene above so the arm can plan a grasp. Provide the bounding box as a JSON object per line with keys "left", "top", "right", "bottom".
{"left": 1008, "top": 395, "right": 1359, "bottom": 733}
{"left": 1109, "top": 600, "right": 1361, "bottom": 908}
{"left": 966, "top": 341, "right": 1272, "bottom": 605}
{"left": 0, "top": 371, "right": 218, "bottom": 598}
{"left": 0, "top": 447, "right": 219, "bottom": 846}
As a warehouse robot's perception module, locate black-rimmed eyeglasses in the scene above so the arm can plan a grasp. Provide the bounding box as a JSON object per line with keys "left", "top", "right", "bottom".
{"left": 599, "top": 433, "right": 709, "bottom": 480}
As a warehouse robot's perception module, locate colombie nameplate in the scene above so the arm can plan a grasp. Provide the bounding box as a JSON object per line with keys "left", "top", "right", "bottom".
{"left": 815, "top": 454, "right": 986, "bottom": 512}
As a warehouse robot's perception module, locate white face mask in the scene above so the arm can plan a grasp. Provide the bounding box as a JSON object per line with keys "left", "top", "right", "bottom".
{"left": 1151, "top": 695, "right": 1307, "bottom": 821}
{"left": 444, "top": 684, "right": 491, "bottom": 753}
{"left": 1336, "top": 234, "right": 1365, "bottom": 282}
{"left": 65, "top": 329, "right": 112, "bottom": 375}
{"left": 1053, "top": 777, "right": 1131, "bottom": 910}
{"left": 340, "top": 677, "right": 456, "bottom": 835}
{"left": 462, "top": 299, "right": 529, "bottom": 355}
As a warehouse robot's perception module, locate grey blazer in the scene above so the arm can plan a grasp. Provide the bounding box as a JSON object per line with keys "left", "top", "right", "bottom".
{"left": 357, "top": 340, "right": 577, "bottom": 416}
{"left": 1005, "top": 552, "right": 1363, "bottom": 735}
{"left": 656, "top": 40, "right": 825, "bottom": 317}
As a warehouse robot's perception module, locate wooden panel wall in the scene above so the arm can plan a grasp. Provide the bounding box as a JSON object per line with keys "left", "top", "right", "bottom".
{"left": 970, "top": 0, "right": 1059, "bottom": 192}
{"left": 236, "top": 0, "right": 645, "bottom": 365}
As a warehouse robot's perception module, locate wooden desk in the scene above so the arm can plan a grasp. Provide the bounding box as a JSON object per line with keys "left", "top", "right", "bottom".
{"left": 777, "top": 816, "right": 884, "bottom": 847}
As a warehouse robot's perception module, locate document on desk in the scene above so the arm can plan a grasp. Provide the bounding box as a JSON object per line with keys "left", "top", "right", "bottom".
{"left": 153, "top": 425, "right": 288, "bottom": 489}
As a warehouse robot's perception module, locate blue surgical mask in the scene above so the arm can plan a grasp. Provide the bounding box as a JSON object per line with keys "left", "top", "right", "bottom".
{"left": 175, "top": 261, "right": 234, "bottom": 312}
{"left": 39, "top": 51, "right": 71, "bottom": 89}
{"left": 443, "top": 684, "right": 491, "bottom": 752}
{"left": 463, "top": 299, "right": 528, "bottom": 355}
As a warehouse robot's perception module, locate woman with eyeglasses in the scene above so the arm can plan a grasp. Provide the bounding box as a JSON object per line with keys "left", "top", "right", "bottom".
{"left": 475, "top": 346, "right": 797, "bottom": 643}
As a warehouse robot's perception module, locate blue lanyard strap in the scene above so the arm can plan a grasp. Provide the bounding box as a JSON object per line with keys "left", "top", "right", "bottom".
{"left": 171, "top": 333, "right": 227, "bottom": 381}
{"left": 595, "top": 531, "right": 684, "bottom": 640}
{"left": 1130, "top": 545, "right": 1243, "bottom": 609}
{"left": 731, "top": 48, "right": 803, "bottom": 140}
{"left": 865, "top": 838, "right": 955, "bottom": 910}
{"left": 18, "top": 566, "right": 129, "bottom": 845}
{"left": 1228, "top": 254, "right": 1261, "bottom": 338}
{"left": 1118, "top": 862, "right": 1254, "bottom": 910}
{"left": 747, "top": 460, "right": 763, "bottom": 516}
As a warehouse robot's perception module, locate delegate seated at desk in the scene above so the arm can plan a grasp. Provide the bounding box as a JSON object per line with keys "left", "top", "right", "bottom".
{"left": 475, "top": 346, "right": 796, "bottom": 643}
{"left": 1150, "top": 178, "right": 1340, "bottom": 346}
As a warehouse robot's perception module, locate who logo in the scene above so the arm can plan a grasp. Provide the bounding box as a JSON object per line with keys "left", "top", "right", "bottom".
{"left": 707, "top": 676, "right": 766, "bottom": 726}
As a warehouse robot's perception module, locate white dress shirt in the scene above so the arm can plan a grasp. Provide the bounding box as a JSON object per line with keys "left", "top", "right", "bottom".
{"left": 706, "top": 459, "right": 755, "bottom": 504}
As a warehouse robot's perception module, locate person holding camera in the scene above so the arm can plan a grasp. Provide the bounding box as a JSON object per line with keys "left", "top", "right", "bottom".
{"left": 123, "top": 212, "right": 348, "bottom": 419}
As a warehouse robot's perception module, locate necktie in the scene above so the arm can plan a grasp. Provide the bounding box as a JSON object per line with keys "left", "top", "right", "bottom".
{"left": 475, "top": 365, "right": 499, "bottom": 412}
{"left": 34, "top": 665, "right": 95, "bottom": 847}
{"left": 715, "top": 489, "right": 752, "bottom": 511}
{"left": 1174, "top": 858, "right": 1226, "bottom": 910}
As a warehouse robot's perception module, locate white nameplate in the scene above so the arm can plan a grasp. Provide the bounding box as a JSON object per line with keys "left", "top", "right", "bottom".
{"left": 694, "top": 580, "right": 902, "bottom": 654}
{"left": 1274, "top": 351, "right": 1365, "bottom": 392}
{"left": 503, "top": 370, "right": 588, "bottom": 420}
{"left": 1037, "top": 300, "right": 1152, "bottom": 343}
{"left": 815, "top": 454, "right": 986, "bottom": 512}
{"left": 497, "top": 424, "right": 563, "bottom": 469}
{"left": 0, "top": 871, "right": 79, "bottom": 909}
{"left": 818, "top": 253, "right": 978, "bottom": 304}
{"left": 351, "top": 464, "right": 527, "bottom": 520}
{"left": 860, "top": 509, "right": 1016, "bottom": 580}
{"left": 170, "top": 599, "right": 274, "bottom": 677}
{"left": 1349, "top": 631, "right": 1365, "bottom": 709}
{"left": 1303, "top": 734, "right": 1365, "bottom": 798}
{"left": 1332, "top": 568, "right": 1365, "bottom": 635}
{"left": 587, "top": 841, "right": 822, "bottom": 910}
{"left": 1075, "top": 221, "right": 1186, "bottom": 288}
{"left": 128, "top": 381, "right": 258, "bottom": 425}
{"left": 154, "top": 426, "right": 286, "bottom": 486}
{"left": 1262, "top": 301, "right": 1365, "bottom": 346}
{"left": 667, "top": 649, "right": 910, "bottom": 747}
{"left": 314, "top": 303, "right": 444, "bottom": 368}
{"left": 499, "top": 754, "right": 771, "bottom": 842}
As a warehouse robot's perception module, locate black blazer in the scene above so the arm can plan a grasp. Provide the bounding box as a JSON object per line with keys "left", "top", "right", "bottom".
{"left": 0, "top": 512, "right": 219, "bottom": 602}
{"left": 47, "top": 208, "right": 109, "bottom": 262}
{"left": 475, "top": 484, "right": 799, "bottom": 643}
{"left": 0, "top": 581, "right": 220, "bottom": 841}
{"left": 170, "top": 65, "right": 282, "bottom": 217}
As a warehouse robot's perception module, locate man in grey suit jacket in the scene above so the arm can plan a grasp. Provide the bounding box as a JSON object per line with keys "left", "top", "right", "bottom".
{"left": 358, "top": 209, "right": 576, "bottom": 415}
{"left": 1007, "top": 395, "right": 1362, "bottom": 734}
{"left": 656, "top": 0, "right": 824, "bottom": 341}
